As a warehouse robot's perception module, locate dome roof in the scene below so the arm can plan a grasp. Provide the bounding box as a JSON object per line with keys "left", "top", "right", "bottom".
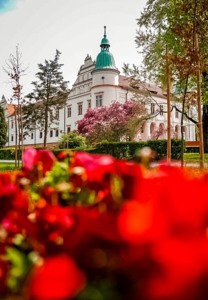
{"left": 95, "top": 51, "right": 116, "bottom": 70}
{"left": 95, "top": 26, "right": 117, "bottom": 70}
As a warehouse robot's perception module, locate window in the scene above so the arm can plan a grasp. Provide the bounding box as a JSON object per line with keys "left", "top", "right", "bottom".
{"left": 50, "top": 130, "right": 53, "bottom": 137}
{"left": 67, "top": 105, "right": 72, "bottom": 118}
{"left": 150, "top": 122, "right": 156, "bottom": 135}
{"left": 78, "top": 103, "right": 83, "bottom": 115}
{"left": 182, "top": 125, "right": 186, "bottom": 132}
{"left": 50, "top": 111, "right": 53, "bottom": 122}
{"left": 182, "top": 125, "right": 186, "bottom": 139}
{"left": 87, "top": 100, "right": 91, "bottom": 109}
{"left": 39, "top": 132, "right": 43, "bottom": 139}
{"left": 159, "top": 105, "right": 164, "bottom": 116}
{"left": 55, "top": 129, "right": 59, "bottom": 137}
{"left": 11, "top": 119, "right": 14, "bottom": 129}
{"left": 67, "top": 126, "right": 71, "bottom": 133}
{"left": 31, "top": 133, "right": 34, "bottom": 139}
{"left": 175, "top": 125, "right": 179, "bottom": 139}
{"left": 11, "top": 135, "right": 14, "bottom": 142}
{"left": 175, "top": 108, "right": 179, "bottom": 118}
{"left": 150, "top": 103, "right": 155, "bottom": 114}
{"left": 96, "top": 95, "right": 103, "bottom": 107}
{"left": 55, "top": 109, "right": 59, "bottom": 120}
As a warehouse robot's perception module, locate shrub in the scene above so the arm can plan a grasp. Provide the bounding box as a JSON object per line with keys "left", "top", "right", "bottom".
{"left": 0, "top": 148, "right": 16, "bottom": 160}
{"left": 58, "top": 132, "right": 86, "bottom": 149}
{"left": 92, "top": 139, "right": 182, "bottom": 160}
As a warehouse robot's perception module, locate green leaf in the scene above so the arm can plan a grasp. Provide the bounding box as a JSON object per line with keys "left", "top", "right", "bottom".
{"left": 6, "top": 247, "right": 34, "bottom": 291}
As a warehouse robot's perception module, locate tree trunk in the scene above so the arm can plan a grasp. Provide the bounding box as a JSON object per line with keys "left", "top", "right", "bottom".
{"left": 17, "top": 103, "right": 21, "bottom": 168}
{"left": 202, "top": 71, "right": 208, "bottom": 153}
{"left": 14, "top": 106, "right": 18, "bottom": 168}
{"left": 203, "top": 104, "right": 208, "bottom": 153}
{"left": 43, "top": 107, "right": 48, "bottom": 148}
{"left": 180, "top": 75, "right": 189, "bottom": 167}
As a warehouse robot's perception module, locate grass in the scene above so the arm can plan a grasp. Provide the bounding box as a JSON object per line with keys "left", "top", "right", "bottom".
{"left": 0, "top": 153, "right": 207, "bottom": 171}
{"left": 0, "top": 162, "right": 20, "bottom": 171}
{"left": 184, "top": 153, "right": 208, "bottom": 163}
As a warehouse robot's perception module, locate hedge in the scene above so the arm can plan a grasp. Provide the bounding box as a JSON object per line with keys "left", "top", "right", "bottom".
{"left": 0, "top": 140, "right": 182, "bottom": 161}
{"left": 185, "top": 146, "right": 200, "bottom": 153}
{"left": 87, "top": 139, "right": 182, "bottom": 161}
{"left": 0, "top": 148, "right": 16, "bottom": 160}
{"left": 0, "top": 147, "right": 46, "bottom": 161}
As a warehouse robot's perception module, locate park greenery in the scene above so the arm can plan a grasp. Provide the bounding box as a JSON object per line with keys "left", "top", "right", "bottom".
{"left": 23, "top": 50, "right": 70, "bottom": 147}
{"left": 124, "top": 0, "right": 208, "bottom": 152}
{"left": 1, "top": 0, "right": 208, "bottom": 163}
{"left": 0, "top": 105, "right": 7, "bottom": 148}
{"left": 2, "top": 2, "right": 208, "bottom": 298}
{"left": 58, "top": 131, "right": 86, "bottom": 149}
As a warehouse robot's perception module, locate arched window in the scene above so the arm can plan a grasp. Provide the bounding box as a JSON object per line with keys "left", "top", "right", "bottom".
{"left": 175, "top": 125, "right": 179, "bottom": 139}
{"left": 150, "top": 122, "right": 156, "bottom": 138}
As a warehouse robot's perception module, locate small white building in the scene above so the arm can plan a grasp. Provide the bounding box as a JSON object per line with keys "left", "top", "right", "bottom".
{"left": 2, "top": 26, "right": 196, "bottom": 148}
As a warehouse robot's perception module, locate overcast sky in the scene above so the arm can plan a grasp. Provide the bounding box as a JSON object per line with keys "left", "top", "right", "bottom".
{"left": 0, "top": 0, "right": 147, "bottom": 99}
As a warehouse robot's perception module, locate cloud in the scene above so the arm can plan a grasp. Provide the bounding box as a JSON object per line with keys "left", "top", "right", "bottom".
{"left": 0, "top": 0, "right": 17, "bottom": 14}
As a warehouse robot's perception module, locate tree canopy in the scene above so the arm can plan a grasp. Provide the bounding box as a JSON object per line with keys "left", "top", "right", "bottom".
{"left": 24, "top": 50, "right": 69, "bottom": 147}
{"left": 0, "top": 105, "right": 7, "bottom": 148}
{"left": 134, "top": 0, "right": 208, "bottom": 85}
{"left": 77, "top": 100, "right": 147, "bottom": 145}
{"left": 124, "top": 0, "right": 208, "bottom": 152}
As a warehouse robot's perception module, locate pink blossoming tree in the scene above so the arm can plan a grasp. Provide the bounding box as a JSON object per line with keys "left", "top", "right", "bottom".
{"left": 77, "top": 100, "right": 147, "bottom": 145}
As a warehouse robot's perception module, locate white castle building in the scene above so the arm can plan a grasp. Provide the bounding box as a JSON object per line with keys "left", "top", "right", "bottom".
{"left": 2, "top": 26, "right": 196, "bottom": 148}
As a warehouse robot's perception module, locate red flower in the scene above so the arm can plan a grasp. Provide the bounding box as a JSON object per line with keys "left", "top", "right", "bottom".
{"left": 155, "top": 165, "right": 208, "bottom": 237}
{"left": 63, "top": 207, "right": 120, "bottom": 252}
{"left": 73, "top": 151, "right": 115, "bottom": 183}
{"left": 0, "top": 172, "right": 13, "bottom": 186}
{"left": 115, "top": 160, "right": 143, "bottom": 200}
{"left": 29, "top": 254, "right": 85, "bottom": 299}
{"left": 117, "top": 199, "right": 166, "bottom": 244}
{"left": 30, "top": 205, "right": 75, "bottom": 255}
{"left": 147, "top": 238, "right": 208, "bottom": 300}
{"left": 22, "top": 148, "right": 37, "bottom": 171}
{"left": 0, "top": 184, "right": 28, "bottom": 221}
{"left": 22, "top": 148, "right": 56, "bottom": 174}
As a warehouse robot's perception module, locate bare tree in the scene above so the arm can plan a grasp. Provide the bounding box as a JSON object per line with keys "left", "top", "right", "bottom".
{"left": 3, "top": 45, "right": 27, "bottom": 167}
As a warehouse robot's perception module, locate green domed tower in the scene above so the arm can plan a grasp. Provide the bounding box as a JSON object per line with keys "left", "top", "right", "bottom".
{"left": 95, "top": 26, "right": 117, "bottom": 70}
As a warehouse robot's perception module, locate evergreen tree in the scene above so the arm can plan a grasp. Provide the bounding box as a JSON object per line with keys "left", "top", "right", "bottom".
{"left": 0, "top": 105, "right": 7, "bottom": 148}
{"left": 24, "top": 50, "right": 69, "bottom": 147}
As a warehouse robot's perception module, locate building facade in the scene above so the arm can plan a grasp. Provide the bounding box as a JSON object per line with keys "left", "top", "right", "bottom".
{"left": 2, "top": 26, "right": 196, "bottom": 148}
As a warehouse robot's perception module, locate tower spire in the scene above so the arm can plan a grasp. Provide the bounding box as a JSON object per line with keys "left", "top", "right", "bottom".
{"left": 104, "top": 25, "right": 106, "bottom": 37}
{"left": 100, "top": 26, "right": 110, "bottom": 48}
{"left": 95, "top": 26, "right": 116, "bottom": 70}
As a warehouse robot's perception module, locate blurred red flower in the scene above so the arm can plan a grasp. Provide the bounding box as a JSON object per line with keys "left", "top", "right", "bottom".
{"left": 28, "top": 254, "right": 86, "bottom": 300}
{"left": 22, "top": 148, "right": 56, "bottom": 174}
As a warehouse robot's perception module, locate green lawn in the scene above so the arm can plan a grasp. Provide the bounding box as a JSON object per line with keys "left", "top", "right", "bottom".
{"left": 183, "top": 153, "right": 208, "bottom": 163}
{"left": 0, "top": 162, "right": 19, "bottom": 171}
{"left": 0, "top": 154, "right": 207, "bottom": 171}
